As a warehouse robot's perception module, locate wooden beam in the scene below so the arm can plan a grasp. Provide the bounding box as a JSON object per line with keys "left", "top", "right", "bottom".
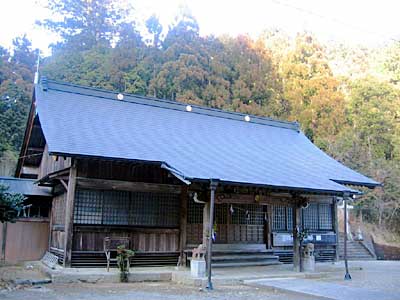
{"left": 76, "top": 177, "right": 182, "bottom": 194}
{"left": 215, "top": 193, "right": 293, "bottom": 205}
{"left": 60, "top": 179, "right": 68, "bottom": 191}
{"left": 63, "top": 162, "right": 77, "bottom": 267}
{"left": 15, "top": 100, "right": 36, "bottom": 177}
{"left": 27, "top": 147, "right": 45, "bottom": 152}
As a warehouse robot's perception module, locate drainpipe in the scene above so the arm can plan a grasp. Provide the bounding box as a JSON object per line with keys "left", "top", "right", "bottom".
{"left": 206, "top": 179, "right": 219, "bottom": 290}
{"left": 343, "top": 192, "right": 352, "bottom": 280}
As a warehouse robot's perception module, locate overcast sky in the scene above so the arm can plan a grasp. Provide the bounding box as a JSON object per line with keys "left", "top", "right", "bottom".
{"left": 1, "top": 0, "right": 399, "bottom": 55}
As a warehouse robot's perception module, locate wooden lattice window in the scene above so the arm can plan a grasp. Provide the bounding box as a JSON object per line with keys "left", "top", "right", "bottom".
{"left": 302, "top": 203, "right": 333, "bottom": 231}
{"left": 319, "top": 203, "right": 333, "bottom": 230}
{"left": 74, "top": 189, "right": 180, "bottom": 227}
{"left": 272, "top": 205, "right": 293, "bottom": 231}
{"left": 302, "top": 203, "right": 319, "bottom": 230}
{"left": 187, "top": 198, "right": 203, "bottom": 224}
{"left": 73, "top": 189, "right": 102, "bottom": 224}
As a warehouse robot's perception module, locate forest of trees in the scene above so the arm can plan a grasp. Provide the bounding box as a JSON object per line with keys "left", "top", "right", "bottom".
{"left": 1, "top": 0, "right": 400, "bottom": 238}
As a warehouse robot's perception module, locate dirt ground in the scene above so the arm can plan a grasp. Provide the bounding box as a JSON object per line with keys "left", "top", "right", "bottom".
{"left": 0, "top": 281, "right": 316, "bottom": 300}
{"left": 1, "top": 261, "right": 400, "bottom": 300}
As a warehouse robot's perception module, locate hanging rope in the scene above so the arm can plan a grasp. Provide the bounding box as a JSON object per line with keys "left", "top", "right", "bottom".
{"left": 229, "top": 204, "right": 268, "bottom": 221}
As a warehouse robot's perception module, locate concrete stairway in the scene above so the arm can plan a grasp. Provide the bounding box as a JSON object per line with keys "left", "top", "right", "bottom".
{"left": 339, "top": 233, "right": 376, "bottom": 260}
{"left": 211, "top": 244, "right": 281, "bottom": 268}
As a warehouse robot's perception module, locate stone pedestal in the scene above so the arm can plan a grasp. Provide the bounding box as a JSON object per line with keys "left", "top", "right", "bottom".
{"left": 302, "top": 243, "right": 315, "bottom": 272}
{"left": 303, "top": 255, "right": 315, "bottom": 272}
{"left": 190, "top": 259, "right": 206, "bottom": 278}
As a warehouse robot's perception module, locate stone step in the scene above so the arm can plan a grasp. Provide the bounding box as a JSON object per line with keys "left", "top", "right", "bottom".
{"left": 212, "top": 250, "right": 272, "bottom": 255}
{"left": 213, "top": 260, "right": 281, "bottom": 268}
{"left": 212, "top": 254, "right": 279, "bottom": 262}
{"left": 338, "top": 238, "right": 375, "bottom": 260}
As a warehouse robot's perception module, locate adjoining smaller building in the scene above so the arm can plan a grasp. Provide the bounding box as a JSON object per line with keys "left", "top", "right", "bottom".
{"left": 14, "top": 78, "right": 378, "bottom": 269}
{"left": 0, "top": 177, "right": 52, "bottom": 263}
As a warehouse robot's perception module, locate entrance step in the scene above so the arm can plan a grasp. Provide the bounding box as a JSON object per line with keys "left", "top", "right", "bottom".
{"left": 186, "top": 244, "right": 281, "bottom": 268}
{"left": 212, "top": 260, "right": 280, "bottom": 268}
{"left": 212, "top": 254, "right": 276, "bottom": 261}
{"left": 211, "top": 245, "right": 281, "bottom": 268}
{"left": 212, "top": 252, "right": 281, "bottom": 268}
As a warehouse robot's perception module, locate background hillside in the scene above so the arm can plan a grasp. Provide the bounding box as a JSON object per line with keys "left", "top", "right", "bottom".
{"left": 1, "top": 0, "right": 400, "bottom": 240}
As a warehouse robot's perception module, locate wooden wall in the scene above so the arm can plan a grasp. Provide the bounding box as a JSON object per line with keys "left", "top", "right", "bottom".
{"left": 50, "top": 192, "right": 67, "bottom": 251}
{"left": 73, "top": 226, "right": 179, "bottom": 253}
{"left": 0, "top": 219, "right": 49, "bottom": 263}
{"left": 77, "top": 159, "right": 176, "bottom": 184}
{"left": 38, "top": 144, "right": 71, "bottom": 179}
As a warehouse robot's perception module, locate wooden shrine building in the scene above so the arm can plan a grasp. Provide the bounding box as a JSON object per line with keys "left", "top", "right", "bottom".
{"left": 15, "top": 78, "right": 379, "bottom": 268}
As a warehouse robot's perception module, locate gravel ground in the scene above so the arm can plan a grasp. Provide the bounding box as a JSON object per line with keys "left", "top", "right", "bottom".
{"left": 0, "top": 281, "right": 316, "bottom": 300}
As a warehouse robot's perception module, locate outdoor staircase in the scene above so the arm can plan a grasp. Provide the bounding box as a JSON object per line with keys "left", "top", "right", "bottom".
{"left": 211, "top": 250, "right": 281, "bottom": 268}
{"left": 188, "top": 244, "right": 281, "bottom": 268}
{"left": 339, "top": 233, "right": 376, "bottom": 260}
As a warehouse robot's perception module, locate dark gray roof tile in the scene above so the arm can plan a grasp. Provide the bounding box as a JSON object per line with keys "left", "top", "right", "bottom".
{"left": 34, "top": 79, "right": 379, "bottom": 194}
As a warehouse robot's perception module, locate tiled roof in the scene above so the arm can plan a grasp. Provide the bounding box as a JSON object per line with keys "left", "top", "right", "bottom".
{"left": 0, "top": 177, "right": 52, "bottom": 196}
{"left": 34, "top": 79, "right": 379, "bottom": 194}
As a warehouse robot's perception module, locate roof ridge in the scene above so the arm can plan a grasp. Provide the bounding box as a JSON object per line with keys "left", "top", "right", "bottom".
{"left": 39, "top": 78, "right": 300, "bottom": 131}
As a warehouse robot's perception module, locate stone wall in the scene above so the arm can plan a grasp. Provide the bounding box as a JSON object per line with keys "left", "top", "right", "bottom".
{"left": 373, "top": 242, "right": 400, "bottom": 260}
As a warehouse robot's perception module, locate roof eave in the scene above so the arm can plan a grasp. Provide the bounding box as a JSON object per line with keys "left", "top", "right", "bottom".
{"left": 48, "top": 153, "right": 364, "bottom": 196}
{"left": 332, "top": 179, "right": 381, "bottom": 189}
{"left": 188, "top": 178, "right": 358, "bottom": 196}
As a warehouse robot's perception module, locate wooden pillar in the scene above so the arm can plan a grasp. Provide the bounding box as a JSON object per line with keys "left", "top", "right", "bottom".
{"left": 63, "top": 162, "right": 77, "bottom": 267}
{"left": 48, "top": 200, "right": 54, "bottom": 251}
{"left": 1, "top": 222, "right": 7, "bottom": 262}
{"left": 202, "top": 201, "right": 210, "bottom": 246}
{"left": 266, "top": 205, "right": 273, "bottom": 249}
{"left": 333, "top": 197, "right": 339, "bottom": 262}
{"left": 206, "top": 180, "right": 218, "bottom": 290}
{"left": 292, "top": 203, "right": 301, "bottom": 272}
{"left": 343, "top": 193, "right": 352, "bottom": 280}
{"left": 178, "top": 186, "right": 188, "bottom": 265}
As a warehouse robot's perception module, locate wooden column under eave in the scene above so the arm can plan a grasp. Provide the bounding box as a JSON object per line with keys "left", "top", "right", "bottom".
{"left": 202, "top": 201, "right": 210, "bottom": 246}
{"left": 292, "top": 202, "right": 301, "bottom": 272}
{"left": 333, "top": 197, "right": 339, "bottom": 262}
{"left": 178, "top": 186, "right": 188, "bottom": 265}
{"left": 63, "top": 162, "right": 77, "bottom": 267}
{"left": 266, "top": 205, "right": 273, "bottom": 249}
{"left": 48, "top": 200, "right": 54, "bottom": 251}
